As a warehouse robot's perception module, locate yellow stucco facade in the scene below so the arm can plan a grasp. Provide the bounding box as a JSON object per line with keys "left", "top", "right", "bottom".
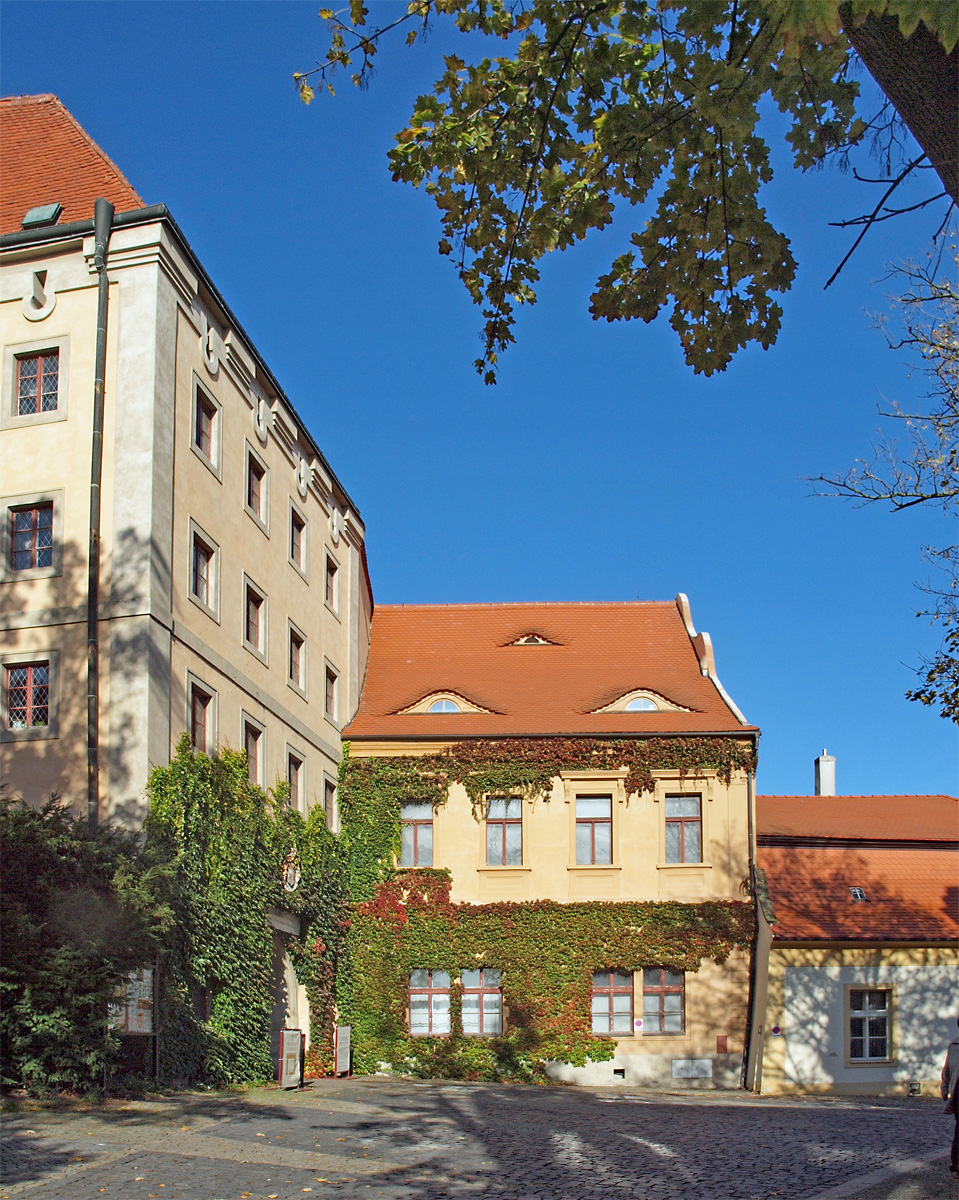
{"left": 1, "top": 211, "right": 370, "bottom": 823}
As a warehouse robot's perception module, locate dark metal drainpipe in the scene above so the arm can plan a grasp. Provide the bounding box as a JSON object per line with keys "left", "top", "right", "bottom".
{"left": 87, "top": 197, "right": 114, "bottom": 827}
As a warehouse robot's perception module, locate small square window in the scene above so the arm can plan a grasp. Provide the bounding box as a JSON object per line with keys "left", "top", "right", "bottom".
{"left": 290, "top": 507, "right": 307, "bottom": 575}
{"left": 642, "top": 967, "right": 685, "bottom": 1034}
{"left": 190, "top": 681, "right": 213, "bottom": 754}
{"left": 9, "top": 502, "right": 53, "bottom": 571}
{"left": 16, "top": 350, "right": 59, "bottom": 416}
{"left": 324, "top": 664, "right": 338, "bottom": 722}
{"left": 325, "top": 552, "right": 339, "bottom": 612}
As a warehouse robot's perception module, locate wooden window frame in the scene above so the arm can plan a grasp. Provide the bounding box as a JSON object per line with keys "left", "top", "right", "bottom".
{"left": 409, "top": 970, "right": 451, "bottom": 1037}
{"left": 242, "top": 576, "right": 268, "bottom": 663}
{"left": 1, "top": 650, "right": 60, "bottom": 742}
{"left": 575, "top": 794, "right": 613, "bottom": 865}
{"left": 8, "top": 501, "right": 53, "bottom": 571}
{"left": 664, "top": 795, "right": 703, "bottom": 864}
{"left": 2, "top": 337, "right": 69, "bottom": 429}
{"left": 485, "top": 796, "right": 523, "bottom": 866}
{"left": 642, "top": 968, "right": 685, "bottom": 1036}
{"left": 324, "top": 550, "right": 339, "bottom": 615}
{"left": 400, "top": 803, "right": 433, "bottom": 867}
{"left": 461, "top": 968, "right": 504, "bottom": 1037}
{"left": 188, "top": 520, "right": 219, "bottom": 621}
{"left": 16, "top": 349, "right": 59, "bottom": 417}
{"left": 243, "top": 714, "right": 265, "bottom": 787}
{"left": 591, "top": 970, "right": 634, "bottom": 1036}
{"left": 287, "top": 749, "right": 305, "bottom": 810}
{"left": 324, "top": 662, "right": 338, "bottom": 724}
{"left": 288, "top": 622, "right": 307, "bottom": 697}
{"left": 189, "top": 679, "right": 214, "bottom": 754}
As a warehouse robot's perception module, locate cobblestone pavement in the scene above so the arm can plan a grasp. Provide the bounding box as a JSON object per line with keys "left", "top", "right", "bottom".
{"left": 1, "top": 1078, "right": 954, "bottom": 1200}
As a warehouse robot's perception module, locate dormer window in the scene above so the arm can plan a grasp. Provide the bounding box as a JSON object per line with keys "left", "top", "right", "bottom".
{"left": 625, "top": 697, "right": 659, "bottom": 712}
{"left": 849, "top": 887, "right": 867, "bottom": 901}
{"left": 398, "top": 691, "right": 492, "bottom": 715}
{"left": 512, "top": 633, "right": 551, "bottom": 646}
{"left": 593, "top": 689, "right": 689, "bottom": 714}
{"left": 428, "top": 698, "right": 460, "bottom": 713}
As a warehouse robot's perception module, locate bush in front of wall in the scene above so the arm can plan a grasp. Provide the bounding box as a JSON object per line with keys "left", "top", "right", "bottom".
{"left": 0, "top": 791, "right": 162, "bottom": 1095}
{"left": 145, "top": 737, "right": 347, "bottom": 1086}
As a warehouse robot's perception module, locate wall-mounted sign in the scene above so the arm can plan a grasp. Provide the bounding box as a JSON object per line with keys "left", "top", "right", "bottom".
{"left": 108, "top": 967, "right": 154, "bottom": 1035}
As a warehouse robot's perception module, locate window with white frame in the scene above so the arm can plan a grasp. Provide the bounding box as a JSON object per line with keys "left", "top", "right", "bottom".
{"left": 400, "top": 802, "right": 433, "bottom": 866}
{"left": 486, "top": 796, "right": 522, "bottom": 865}
{"left": 462, "top": 968, "right": 503, "bottom": 1036}
{"left": 409, "top": 970, "right": 451, "bottom": 1036}
{"left": 664, "top": 795, "right": 702, "bottom": 863}
{"left": 576, "top": 795, "right": 612, "bottom": 864}
{"left": 591, "top": 970, "right": 633, "bottom": 1035}
{"left": 848, "top": 989, "right": 891, "bottom": 1061}
{"left": 642, "top": 968, "right": 685, "bottom": 1034}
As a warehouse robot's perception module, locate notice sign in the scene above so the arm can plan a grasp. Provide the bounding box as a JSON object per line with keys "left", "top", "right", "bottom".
{"left": 335, "top": 1024, "right": 351, "bottom": 1077}
{"left": 108, "top": 968, "right": 154, "bottom": 1034}
{"left": 279, "top": 1028, "right": 302, "bottom": 1089}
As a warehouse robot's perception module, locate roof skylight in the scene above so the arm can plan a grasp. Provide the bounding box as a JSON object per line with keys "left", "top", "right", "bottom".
{"left": 849, "top": 887, "right": 867, "bottom": 901}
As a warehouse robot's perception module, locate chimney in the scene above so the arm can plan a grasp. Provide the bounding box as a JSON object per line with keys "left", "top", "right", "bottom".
{"left": 815, "top": 749, "right": 836, "bottom": 796}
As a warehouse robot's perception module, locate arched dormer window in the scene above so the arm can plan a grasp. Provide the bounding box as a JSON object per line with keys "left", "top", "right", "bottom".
{"left": 428, "top": 698, "right": 461, "bottom": 713}
{"left": 591, "top": 689, "right": 691, "bottom": 715}
{"left": 397, "top": 691, "right": 493, "bottom": 715}
{"left": 625, "top": 696, "right": 659, "bottom": 712}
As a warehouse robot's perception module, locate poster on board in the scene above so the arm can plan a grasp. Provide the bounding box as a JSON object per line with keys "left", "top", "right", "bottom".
{"left": 108, "top": 967, "right": 154, "bottom": 1034}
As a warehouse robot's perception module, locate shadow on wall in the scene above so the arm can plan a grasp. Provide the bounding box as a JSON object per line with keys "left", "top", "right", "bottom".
{"left": 1, "top": 527, "right": 172, "bottom": 822}
{"left": 771, "top": 847, "right": 959, "bottom": 1084}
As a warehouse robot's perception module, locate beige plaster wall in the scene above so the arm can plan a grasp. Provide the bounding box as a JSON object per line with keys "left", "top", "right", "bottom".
{"left": 760, "top": 944, "right": 959, "bottom": 1095}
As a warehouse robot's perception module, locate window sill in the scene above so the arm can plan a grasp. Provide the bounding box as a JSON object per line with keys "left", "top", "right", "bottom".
{"left": 188, "top": 592, "right": 219, "bottom": 624}
{"left": 190, "top": 440, "right": 221, "bottom": 481}
{"left": 567, "top": 865, "right": 622, "bottom": 872}
{"left": 242, "top": 639, "right": 268, "bottom": 667}
{"left": 656, "top": 862, "right": 712, "bottom": 870}
{"left": 844, "top": 1058, "right": 897, "bottom": 1069}
{"left": 244, "top": 505, "right": 269, "bottom": 537}
{"left": 477, "top": 866, "right": 532, "bottom": 873}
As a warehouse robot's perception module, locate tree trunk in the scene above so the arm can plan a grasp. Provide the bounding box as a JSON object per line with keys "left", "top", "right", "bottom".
{"left": 840, "top": 6, "right": 958, "bottom": 206}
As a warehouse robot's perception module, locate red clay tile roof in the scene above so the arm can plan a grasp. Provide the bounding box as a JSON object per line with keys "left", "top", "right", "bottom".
{"left": 758, "top": 844, "right": 958, "bottom": 941}
{"left": 0, "top": 94, "right": 144, "bottom": 234}
{"left": 344, "top": 600, "right": 753, "bottom": 739}
{"left": 757, "top": 794, "right": 959, "bottom": 842}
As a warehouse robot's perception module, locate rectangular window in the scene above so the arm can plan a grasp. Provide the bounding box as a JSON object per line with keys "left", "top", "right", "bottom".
{"left": 244, "top": 720, "right": 261, "bottom": 786}
{"left": 5, "top": 661, "right": 49, "bottom": 730}
{"left": 9, "top": 503, "right": 53, "bottom": 571}
{"left": 17, "top": 351, "right": 59, "bottom": 416}
{"left": 290, "top": 508, "right": 306, "bottom": 572}
{"left": 324, "top": 777, "right": 336, "bottom": 819}
{"left": 462, "top": 968, "right": 503, "bottom": 1036}
{"left": 325, "top": 553, "right": 338, "bottom": 610}
{"left": 849, "top": 989, "right": 890, "bottom": 1061}
{"left": 191, "top": 536, "right": 214, "bottom": 608}
{"left": 246, "top": 452, "right": 267, "bottom": 525}
{"left": 665, "top": 795, "right": 702, "bottom": 863}
{"left": 576, "top": 795, "right": 612, "bottom": 864}
{"left": 642, "top": 968, "right": 685, "bottom": 1034}
{"left": 486, "top": 796, "right": 522, "bottom": 865}
{"left": 244, "top": 582, "right": 265, "bottom": 655}
{"left": 409, "top": 970, "right": 450, "bottom": 1036}
{"left": 591, "top": 970, "right": 633, "bottom": 1035}
{"left": 190, "top": 683, "right": 212, "bottom": 753}
{"left": 194, "top": 389, "right": 216, "bottom": 460}
{"left": 400, "top": 802, "right": 433, "bottom": 866}
{"left": 289, "top": 628, "right": 305, "bottom": 690}
{"left": 288, "top": 752, "right": 303, "bottom": 808}
{"left": 324, "top": 664, "right": 337, "bottom": 721}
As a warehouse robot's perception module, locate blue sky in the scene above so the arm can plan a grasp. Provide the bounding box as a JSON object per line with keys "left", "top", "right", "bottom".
{"left": 3, "top": 1, "right": 955, "bottom": 796}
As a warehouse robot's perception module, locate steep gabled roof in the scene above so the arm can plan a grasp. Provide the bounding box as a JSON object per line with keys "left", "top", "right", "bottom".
{"left": 343, "top": 599, "right": 753, "bottom": 739}
{"left": 757, "top": 794, "right": 959, "bottom": 843}
{"left": 757, "top": 843, "right": 958, "bottom": 942}
{"left": 0, "top": 94, "right": 144, "bottom": 234}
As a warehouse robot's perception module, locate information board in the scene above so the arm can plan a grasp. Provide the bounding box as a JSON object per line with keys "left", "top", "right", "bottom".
{"left": 108, "top": 967, "right": 154, "bottom": 1034}
{"left": 279, "top": 1028, "right": 302, "bottom": 1089}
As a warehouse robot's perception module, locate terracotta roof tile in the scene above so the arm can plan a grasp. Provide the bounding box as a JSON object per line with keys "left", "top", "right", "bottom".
{"left": 344, "top": 600, "right": 752, "bottom": 739}
{"left": 757, "top": 794, "right": 958, "bottom": 842}
{"left": 758, "top": 844, "right": 958, "bottom": 941}
{"left": 1, "top": 94, "right": 144, "bottom": 234}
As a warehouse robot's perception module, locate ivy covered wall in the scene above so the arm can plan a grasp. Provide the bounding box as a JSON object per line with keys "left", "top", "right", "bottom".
{"left": 336, "top": 738, "right": 757, "bottom": 1082}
